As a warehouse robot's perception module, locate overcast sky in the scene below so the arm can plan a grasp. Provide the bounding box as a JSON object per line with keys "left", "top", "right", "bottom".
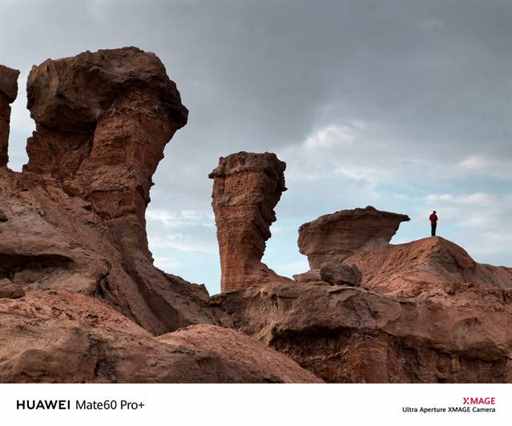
{"left": 2, "top": 0, "right": 512, "bottom": 294}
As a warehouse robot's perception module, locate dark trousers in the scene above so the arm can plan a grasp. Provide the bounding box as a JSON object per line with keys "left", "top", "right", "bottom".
{"left": 431, "top": 222, "right": 437, "bottom": 236}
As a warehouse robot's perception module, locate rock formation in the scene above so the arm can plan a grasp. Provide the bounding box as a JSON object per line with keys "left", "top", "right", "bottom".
{"left": 212, "top": 280, "right": 512, "bottom": 382}
{"left": 0, "top": 48, "right": 215, "bottom": 336}
{"left": 319, "top": 263, "right": 362, "bottom": 286}
{"left": 298, "top": 206, "right": 410, "bottom": 269}
{"left": 209, "top": 152, "right": 291, "bottom": 292}
{"left": 346, "top": 236, "right": 512, "bottom": 297}
{"left": 2, "top": 47, "right": 512, "bottom": 384}
{"left": 0, "top": 290, "right": 320, "bottom": 383}
{"left": 0, "top": 65, "right": 19, "bottom": 167}
{"left": 210, "top": 204, "right": 512, "bottom": 382}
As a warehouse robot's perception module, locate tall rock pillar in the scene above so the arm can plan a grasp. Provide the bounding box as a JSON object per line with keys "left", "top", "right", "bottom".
{"left": 209, "top": 152, "right": 290, "bottom": 292}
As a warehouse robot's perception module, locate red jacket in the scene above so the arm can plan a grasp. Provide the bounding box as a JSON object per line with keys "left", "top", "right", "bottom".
{"left": 429, "top": 213, "right": 438, "bottom": 223}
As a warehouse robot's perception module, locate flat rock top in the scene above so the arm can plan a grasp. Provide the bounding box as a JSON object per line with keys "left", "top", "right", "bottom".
{"left": 27, "top": 46, "right": 188, "bottom": 131}
{"left": 300, "top": 206, "right": 410, "bottom": 230}
{"left": 209, "top": 151, "right": 286, "bottom": 185}
{"left": 0, "top": 65, "right": 20, "bottom": 102}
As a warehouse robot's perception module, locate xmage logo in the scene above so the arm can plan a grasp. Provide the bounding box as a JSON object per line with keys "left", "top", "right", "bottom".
{"left": 463, "top": 397, "right": 496, "bottom": 405}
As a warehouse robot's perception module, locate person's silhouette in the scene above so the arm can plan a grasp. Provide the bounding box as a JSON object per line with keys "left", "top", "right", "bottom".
{"left": 429, "top": 210, "right": 438, "bottom": 237}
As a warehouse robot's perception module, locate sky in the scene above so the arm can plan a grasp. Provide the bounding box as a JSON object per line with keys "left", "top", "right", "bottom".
{"left": 2, "top": 0, "right": 512, "bottom": 294}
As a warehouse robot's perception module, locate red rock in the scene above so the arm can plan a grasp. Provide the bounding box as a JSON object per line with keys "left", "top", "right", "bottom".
{"left": 160, "top": 324, "right": 322, "bottom": 383}
{"left": 0, "top": 48, "right": 211, "bottom": 335}
{"left": 298, "top": 206, "right": 410, "bottom": 269}
{"left": 0, "top": 279, "right": 25, "bottom": 299}
{"left": 212, "top": 281, "right": 512, "bottom": 383}
{"left": 209, "top": 152, "right": 291, "bottom": 292}
{"left": 0, "top": 65, "right": 19, "bottom": 167}
{"left": 346, "top": 236, "right": 512, "bottom": 297}
{"left": 0, "top": 290, "right": 320, "bottom": 383}
{"left": 319, "top": 262, "right": 361, "bottom": 286}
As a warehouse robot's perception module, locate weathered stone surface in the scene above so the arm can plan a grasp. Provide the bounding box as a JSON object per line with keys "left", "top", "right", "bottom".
{"left": 319, "top": 263, "right": 362, "bottom": 286}
{"left": 0, "top": 65, "right": 19, "bottom": 167}
{"left": 160, "top": 324, "right": 322, "bottom": 383}
{"left": 209, "top": 152, "right": 291, "bottom": 292}
{"left": 0, "top": 48, "right": 212, "bottom": 335}
{"left": 211, "top": 281, "right": 512, "bottom": 383}
{"left": 0, "top": 279, "right": 25, "bottom": 299}
{"left": 298, "top": 206, "right": 410, "bottom": 269}
{"left": 0, "top": 290, "right": 320, "bottom": 383}
{"left": 293, "top": 269, "right": 322, "bottom": 283}
{"left": 346, "top": 236, "right": 512, "bottom": 297}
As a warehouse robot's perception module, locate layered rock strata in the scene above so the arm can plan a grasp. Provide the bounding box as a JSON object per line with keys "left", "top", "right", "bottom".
{"left": 298, "top": 206, "right": 410, "bottom": 269}
{"left": 0, "top": 290, "right": 321, "bottom": 383}
{"left": 209, "top": 152, "right": 291, "bottom": 292}
{"left": 212, "top": 280, "right": 512, "bottom": 383}
{"left": 0, "top": 49, "right": 214, "bottom": 335}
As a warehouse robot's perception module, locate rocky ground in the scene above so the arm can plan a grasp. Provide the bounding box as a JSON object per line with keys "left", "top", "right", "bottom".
{"left": 1, "top": 47, "right": 511, "bottom": 383}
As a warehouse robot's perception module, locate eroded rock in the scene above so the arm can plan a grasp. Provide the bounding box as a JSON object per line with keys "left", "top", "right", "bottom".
{"left": 0, "top": 279, "right": 25, "bottom": 299}
{"left": 0, "top": 65, "right": 19, "bottom": 167}
{"left": 209, "top": 152, "right": 291, "bottom": 292}
{"left": 0, "top": 48, "right": 212, "bottom": 335}
{"left": 319, "top": 263, "right": 362, "bottom": 286}
{"left": 0, "top": 290, "right": 320, "bottom": 383}
{"left": 211, "top": 281, "right": 512, "bottom": 383}
{"left": 298, "top": 206, "right": 410, "bottom": 269}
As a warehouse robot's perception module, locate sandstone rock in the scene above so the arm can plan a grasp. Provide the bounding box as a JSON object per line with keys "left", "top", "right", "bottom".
{"left": 209, "top": 152, "right": 291, "bottom": 292}
{"left": 0, "top": 290, "right": 320, "bottom": 383}
{"left": 0, "top": 48, "right": 213, "bottom": 335}
{"left": 346, "top": 236, "right": 512, "bottom": 298}
{"left": 298, "top": 206, "right": 410, "bottom": 269}
{"left": 319, "top": 263, "right": 362, "bottom": 286}
{"left": 0, "top": 279, "right": 25, "bottom": 299}
{"left": 0, "top": 208, "right": 7, "bottom": 222}
{"left": 0, "top": 65, "right": 19, "bottom": 167}
{"left": 160, "top": 324, "right": 321, "bottom": 383}
{"left": 211, "top": 281, "right": 512, "bottom": 383}
{"left": 293, "top": 269, "right": 322, "bottom": 283}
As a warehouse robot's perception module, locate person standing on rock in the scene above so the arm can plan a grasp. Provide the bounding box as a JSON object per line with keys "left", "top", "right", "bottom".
{"left": 429, "top": 210, "right": 438, "bottom": 237}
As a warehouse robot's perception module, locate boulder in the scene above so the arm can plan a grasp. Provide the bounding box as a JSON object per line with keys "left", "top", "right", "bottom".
{"left": 0, "top": 279, "right": 25, "bottom": 299}
{"left": 298, "top": 206, "right": 410, "bottom": 269}
{"left": 319, "top": 263, "right": 362, "bottom": 286}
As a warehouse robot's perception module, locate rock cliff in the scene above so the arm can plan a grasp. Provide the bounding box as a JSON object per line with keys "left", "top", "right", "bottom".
{"left": 0, "top": 48, "right": 214, "bottom": 336}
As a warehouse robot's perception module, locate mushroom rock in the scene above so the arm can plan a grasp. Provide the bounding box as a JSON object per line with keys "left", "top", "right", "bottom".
{"left": 298, "top": 206, "right": 410, "bottom": 269}
{"left": 0, "top": 48, "right": 214, "bottom": 335}
{"left": 209, "top": 152, "right": 291, "bottom": 292}
{"left": 0, "top": 65, "right": 19, "bottom": 167}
